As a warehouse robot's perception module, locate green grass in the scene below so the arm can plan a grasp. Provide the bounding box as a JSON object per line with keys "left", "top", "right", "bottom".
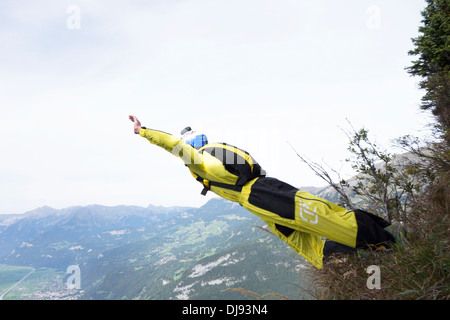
{"left": 0, "top": 265, "right": 34, "bottom": 291}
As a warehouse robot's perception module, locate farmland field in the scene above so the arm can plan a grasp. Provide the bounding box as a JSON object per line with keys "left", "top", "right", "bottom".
{"left": 0, "top": 265, "right": 81, "bottom": 300}
{"left": 0, "top": 264, "right": 34, "bottom": 292}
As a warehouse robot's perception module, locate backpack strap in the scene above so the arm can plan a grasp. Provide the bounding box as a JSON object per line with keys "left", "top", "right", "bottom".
{"left": 189, "top": 170, "right": 244, "bottom": 196}
{"left": 189, "top": 170, "right": 211, "bottom": 195}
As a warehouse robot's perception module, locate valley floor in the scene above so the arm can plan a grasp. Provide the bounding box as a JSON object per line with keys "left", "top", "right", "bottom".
{"left": 0, "top": 265, "right": 82, "bottom": 300}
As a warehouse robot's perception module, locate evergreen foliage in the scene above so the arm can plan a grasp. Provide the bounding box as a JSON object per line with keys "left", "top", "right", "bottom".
{"left": 407, "top": 0, "right": 450, "bottom": 140}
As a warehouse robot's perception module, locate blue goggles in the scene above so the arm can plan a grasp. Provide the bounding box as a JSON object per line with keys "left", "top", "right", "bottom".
{"left": 185, "top": 134, "right": 208, "bottom": 148}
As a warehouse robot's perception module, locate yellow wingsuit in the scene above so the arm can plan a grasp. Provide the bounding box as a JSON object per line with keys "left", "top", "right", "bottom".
{"left": 138, "top": 127, "right": 394, "bottom": 269}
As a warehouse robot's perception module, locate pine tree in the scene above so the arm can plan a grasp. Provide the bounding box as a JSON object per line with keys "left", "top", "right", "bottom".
{"left": 406, "top": 0, "right": 450, "bottom": 139}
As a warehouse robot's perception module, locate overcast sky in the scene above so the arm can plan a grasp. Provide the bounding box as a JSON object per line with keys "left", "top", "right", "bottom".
{"left": 0, "top": 0, "right": 432, "bottom": 214}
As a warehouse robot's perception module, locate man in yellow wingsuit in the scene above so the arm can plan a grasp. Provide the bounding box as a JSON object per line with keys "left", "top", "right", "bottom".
{"left": 129, "top": 115, "right": 395, "bottom": 269}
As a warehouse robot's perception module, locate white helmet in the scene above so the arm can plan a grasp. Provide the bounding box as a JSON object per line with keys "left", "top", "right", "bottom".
{"left": 181, "top": 127, "right": 208, "bottom": 149}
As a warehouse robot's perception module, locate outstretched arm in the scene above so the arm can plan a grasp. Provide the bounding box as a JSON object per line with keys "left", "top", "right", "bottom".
{"left": 128, "top": 115, "right": 202, "bottom": 165}
{"left": 129, "top": 114, "right": 179, "bottom": 152}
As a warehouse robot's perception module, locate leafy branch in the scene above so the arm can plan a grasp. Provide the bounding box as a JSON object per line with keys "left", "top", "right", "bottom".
{"left": 289, "top": 121, "right": 428, "bottom": 223}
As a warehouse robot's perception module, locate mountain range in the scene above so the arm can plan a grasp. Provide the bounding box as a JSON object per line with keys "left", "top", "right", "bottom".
{"left": 0, "top": 198, "right": 311, "bottom": 300}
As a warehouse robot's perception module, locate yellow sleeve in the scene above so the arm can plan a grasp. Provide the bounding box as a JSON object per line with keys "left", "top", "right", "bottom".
{"left": 139, "top": 128, "right": 202, "bottom": 165}
{"left": 139, "top": 128, "right": 181, "bottom": 153}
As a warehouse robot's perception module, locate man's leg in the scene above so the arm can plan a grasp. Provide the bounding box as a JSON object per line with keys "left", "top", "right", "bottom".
{"left": 242, "top": 177, "right": 359, "bottom": 248}
{"left": 354, "top": 209, "right": 396, "bottom": 249}
{"left": 240, "top": 177, "right": 396, "bottom": 267}
{"left": 323, "top": 209, "right": 396, "bottom": 257}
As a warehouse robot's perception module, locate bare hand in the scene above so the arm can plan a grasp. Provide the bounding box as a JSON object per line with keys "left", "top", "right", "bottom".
{"left": 129, "top": 115, "right": 142, "bottom": 134}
